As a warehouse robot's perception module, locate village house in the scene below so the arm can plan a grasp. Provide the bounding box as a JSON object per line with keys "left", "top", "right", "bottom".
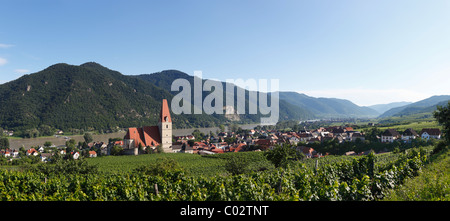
{"left": 71, "top": 152, "right": 80, "bottom": 160}
{"left": 401, "top": 128, "right": 419, "bottom": 142}
{"left": 40, "top": 153, "right": 53, "bottom": 162}
{"left": 89, "top": 151, "right": 97, "bottom": 158}
{"left": 296, "top": 146, "right": 316, "bottom": 158}
{"left": 420, "top": 128, "right": 441, "bottom": 140}
{"left": 381, "top": 129, "right": 401, "bottom": 143}
{"left": 348, "top": 132, "right": 365, "bottom": 142}
{"left": 26, "top": 148, "right": 39, "bottom": 156}
{"left": 1, "top": 150, "right": 10, "bottom": 157}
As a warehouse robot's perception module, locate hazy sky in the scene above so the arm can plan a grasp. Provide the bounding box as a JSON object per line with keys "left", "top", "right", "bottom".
{"left": 1, "top": 0, "right": 450, "bottom": 106}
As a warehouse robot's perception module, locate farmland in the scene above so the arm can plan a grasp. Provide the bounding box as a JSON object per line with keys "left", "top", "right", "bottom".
{"left": 87, "top": 153, "right": 229, "bottom": 177}
{"left": 86, "top": 146, "right": 435, "bottom": 177}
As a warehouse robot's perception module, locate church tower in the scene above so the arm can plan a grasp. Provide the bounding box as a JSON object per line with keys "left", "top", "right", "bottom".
{"left": 158, "top": 99, "right": 172, "bottom": 152}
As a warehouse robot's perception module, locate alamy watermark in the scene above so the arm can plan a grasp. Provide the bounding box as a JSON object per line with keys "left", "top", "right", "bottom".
{"left": 170, "top": 71, "right": 279, "bottom": 125}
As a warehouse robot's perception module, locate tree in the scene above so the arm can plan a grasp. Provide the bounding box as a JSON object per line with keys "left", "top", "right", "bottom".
{"left": 364, "top": 127, "right": 381, "bottom": 142}
{"left": 44, "top": 141, "right": 52, "bottom": 148}
{"left": 230, "top": 123, "right": 239, "bottom": 133}
{"left": 434, "top": 101, "right": 450, "bottom": 144}
{"left": 224, "top": 137, "right": 236, "bottom": 145}
{"left": 219, "top": 124, "right": 225, "bottom": 133}
{"left": 110, "top": 145, "right": 123, "bottom": 156}
{"left": 83, "top": 132, "right": 93, "bottom": 144}
{"left": 264, "top": 144, "right": 305, "bottom": 168}
{"left": 66, "top": 139, "right": 76, "bottom": 149}
{"left": 0, "top": 137, "right": 9, "bottom": 149}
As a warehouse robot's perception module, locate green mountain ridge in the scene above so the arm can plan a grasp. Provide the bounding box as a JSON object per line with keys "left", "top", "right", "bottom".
{"left": 378, "top": 95, "right": 450, "bottom": 118}
{"left": 0, "top": 62, "right": 314, "bottom": 134}
{"left": 278, "top": 91, "right": 380, "bottom": 118}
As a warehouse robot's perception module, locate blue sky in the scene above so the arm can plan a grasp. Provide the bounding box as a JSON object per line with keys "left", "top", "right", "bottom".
{"left": 1, "top": 0, "right": 450, "bottom": 106}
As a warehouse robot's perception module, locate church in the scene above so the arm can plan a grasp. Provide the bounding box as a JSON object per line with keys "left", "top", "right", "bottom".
{"left": 123, "top": 99, "right": 172, "bottom": 154}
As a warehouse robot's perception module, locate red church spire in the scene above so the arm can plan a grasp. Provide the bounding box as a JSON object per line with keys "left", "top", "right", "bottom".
{"left": 159, "top": 99, "right": 172, "bottom": 123}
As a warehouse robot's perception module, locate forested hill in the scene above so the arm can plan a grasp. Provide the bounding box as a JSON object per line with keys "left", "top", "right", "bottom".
{"left": 0, "top": 62, "right": 172, "bottom": 134}
{"left": 135, "top": 70, "right": 316, "bottom": 123}
{"left": 0, "top": 62, "right": 313, "bottom": 136}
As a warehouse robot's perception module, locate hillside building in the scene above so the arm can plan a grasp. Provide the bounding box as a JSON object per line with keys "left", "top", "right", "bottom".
{"left": 123, "top": 99, "right": 173, "bottom": 154}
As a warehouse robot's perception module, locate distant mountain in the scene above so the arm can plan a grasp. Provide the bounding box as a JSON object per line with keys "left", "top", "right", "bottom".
{"left": 367, "top": 101, "right": 412, "bottom": 115}
{"left": 378, "top": 95, "right": 450, "bottom": 118}
{"left": 135, "top": 71, "right": 316, "bottom": 123}
{"left": 278, "top": 91, "right": 380, "bottom": 118}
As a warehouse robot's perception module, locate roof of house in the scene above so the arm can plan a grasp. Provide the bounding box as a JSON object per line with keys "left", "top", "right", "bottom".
{"left": 332, "top": 128, "right": 345, "bottom": 134}
{"left": 420, "top": 128, "right": 441, "bottom": 136}
{"left": 403, "top": 128, "right": 419, "bottom": 136}
{"left": 382, "top": 129, "right": 400, "bottom": 137}
{"left": 255, "top": 139, "right": 271, "bottom": 146}
{"left": 210, "top": 148, "right": 224, "bottom": 153}
{"left": 27, "top": 148, "right": 36, "bottom": 154}
{"left": 352, "top": 132, "right": 364, "bottom": 137}
{"left": 230, "top": 143, "right": 246, "bottom": 152}
{"left": 297, "top": 146, "right": 315, "bottom": 154}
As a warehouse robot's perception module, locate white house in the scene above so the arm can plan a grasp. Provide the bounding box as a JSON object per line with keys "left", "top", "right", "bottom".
{"left": 402, "top": 128, "right": 419, "bottom": 142}
{"left": 12, "top": 150, "right": 19, "bottom": 158}
{"left": 420, "top": 128, "right": 441, "bottom": 140}
{"left": 72, "top": 152, "right": 80, "bottom": 160}
{"left": 381, "top": 129, "right": 400, "bottom": 143}
{"left": 40, "top": 153, "right": 53, "bottom": 162}
{"left": 26, "top": 148, "right": 39, "bottom": 156}
{"left": 89, "top": 151, "right": 97, "bottom": 158}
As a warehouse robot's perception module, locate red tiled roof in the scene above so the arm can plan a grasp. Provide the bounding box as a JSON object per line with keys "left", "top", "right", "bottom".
{"left": 255, "top": 139, "right": 271, "bottom": 146}
{"left": 231, "top": 143, "right": 246, "bottom": 152}
{"left": 27, "top": 148, "right": 36, "bottom": 154}
{"left": 210, "top": 148, "right": 224, "bottom": 153}
{"left": 124, "top": 126, "right": 161, "bottom": 148}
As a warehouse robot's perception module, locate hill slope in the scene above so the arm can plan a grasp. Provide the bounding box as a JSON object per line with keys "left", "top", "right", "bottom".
{"left": 278, "top": 91, "right": 380, "bottom": 118}
{"left": 379, "top": 95, "right": 450, "bottom": 118}
{"left": 0, "top": 63, "right": 231, "bottom": 133}
{"left": 136, "top": 71, "right": 316, "bottom": 123}
{"left": 367, "top": 101, "right": 412, "bottom": 115}
{"left": 0, "top": 62, "right": 172, "bottom": 132}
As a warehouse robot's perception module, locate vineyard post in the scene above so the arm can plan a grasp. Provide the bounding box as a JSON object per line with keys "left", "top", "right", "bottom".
{"left": 314, "top": 159, "right": 319, "bottom": 175}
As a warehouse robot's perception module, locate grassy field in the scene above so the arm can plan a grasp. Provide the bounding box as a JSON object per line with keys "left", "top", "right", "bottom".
{"left": 86, "top": 150, "right": 415, "bottom": 177}
{"left": 86, "top": 153, "right": 230, "bottom": 177}
{"left": 375, "top": 120, "right": 441, "bottom": 132}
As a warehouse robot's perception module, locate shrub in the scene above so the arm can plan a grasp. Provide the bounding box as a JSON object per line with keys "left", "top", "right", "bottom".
{"left": 133, "top": 157, "right": 183, "bottom": 176}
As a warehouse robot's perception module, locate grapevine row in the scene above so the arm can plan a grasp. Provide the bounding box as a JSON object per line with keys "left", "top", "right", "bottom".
{"left": 0, "top": 149, "right": 427, "bottom": 201}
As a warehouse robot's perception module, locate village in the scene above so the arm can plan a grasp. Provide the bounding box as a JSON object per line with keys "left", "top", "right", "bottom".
{"left": 170, "top": 126, "right": 441, "bottom": 156}
{"left": 0, "top": 124, "right": 442, "bottom": 164}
